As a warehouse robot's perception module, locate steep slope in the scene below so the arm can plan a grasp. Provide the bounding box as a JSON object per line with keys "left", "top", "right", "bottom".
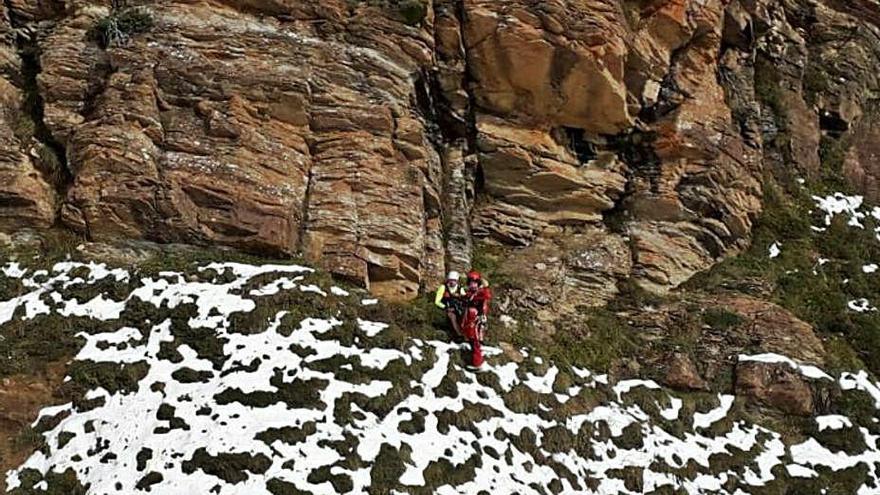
{"left": 1, "top": 255, "right": 879, "bottom": 494}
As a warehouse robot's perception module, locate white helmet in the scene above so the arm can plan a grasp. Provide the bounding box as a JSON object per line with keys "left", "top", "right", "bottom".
{"left": 446, "top": 270, "right": 460, "bottom": 281}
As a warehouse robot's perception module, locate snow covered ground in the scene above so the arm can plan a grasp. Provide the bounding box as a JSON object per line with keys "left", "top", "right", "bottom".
{"left": 2, "top": 260, "right": 880, "bottom": 494}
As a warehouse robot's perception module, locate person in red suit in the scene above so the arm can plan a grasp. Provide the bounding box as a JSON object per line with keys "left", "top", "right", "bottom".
{"left": 461, "top": 270, "right": 492, "bottom": 369}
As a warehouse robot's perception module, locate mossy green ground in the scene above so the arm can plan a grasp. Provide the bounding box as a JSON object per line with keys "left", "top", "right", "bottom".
{"left": 688, "top": 180, "right": 880, "bottom": 375}
{"left": 2, "top": 232, "right": 879, "bottom": 494}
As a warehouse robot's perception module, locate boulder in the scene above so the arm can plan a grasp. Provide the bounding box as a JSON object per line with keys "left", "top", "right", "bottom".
{"left": 664, "top": 353, "right": 708, "bottom": 391}
{"left": 735, "top": 362, "right": 814, "bottom": 416}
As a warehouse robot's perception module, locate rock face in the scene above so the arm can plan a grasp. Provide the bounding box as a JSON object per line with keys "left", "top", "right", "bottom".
{"left": 627, "top": 293, "right": 827, "bottom": 413}
{"left": 735, "top": 361, "right": 815, "bottom": 416}
{"left": 39, "top": 1, "right": 444, "bottom": 301}
{"left": 0, "top": 4, "right": 58, "bottom": 230}
{"left": 0, "top": 0, "right": 877, "bottom": 300}
{"left": 664, "top": 353, "right": 708, "bottom": 391}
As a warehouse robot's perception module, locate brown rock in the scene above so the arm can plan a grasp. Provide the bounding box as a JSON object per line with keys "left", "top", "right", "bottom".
{"left": 464, "top": 0, "right": 632, "bottom": 134}
{"left": 716, "top": 295, "right": 826, "bottom": 365}
{"left": 0, "top": 14, "right": 57, "bottom": 230}
{"left": 475, "top": 116, "right": 628, "bottom": 231}
{"left": 482, "top": 226, "right": 631, "bottom": 324}
{"left": 844, "top": 111, "right": 880, "bottom": 203}
{"left": 0, "top": 0, "right": 876, "bottom": 305}
{"left": 561, "top": 229, "right": 633, "bottom": 306}
{"left": 0, "top": 363, "right": 66, "bottom": 493}
{"left": 628, "top": 294, "right": 826, "bottom": 396}
{"left": 626, "top": 0, "right": 762, "bottom": 293}
{"left": 630, "top": 222, "right": 716, "bottom": 292}
{"left": 664, "top": 353, "right": 708, "bottom": 391}
{"left": 735, "top": 361, "right": 814, "bottom": 416}
{"left": 35, "top": 1, "right": 443, "bottom": 299}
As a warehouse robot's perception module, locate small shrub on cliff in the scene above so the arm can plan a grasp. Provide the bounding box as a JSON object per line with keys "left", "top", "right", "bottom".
{"left": 553, "top": 310, "right": 637, "bottom": 371}
{"left": 803, "top": 64, "right": 831, "bottom": 106}
{"left": 91, "top": 6, "right": 154, "bottom": 48}
{"left": 9, "top": 109, "right": 36, "bottom": 142}
{"left": 349, "top": 0, "right": 428, "bottom": 26}
{"left": 394, "top": 0, "right": 428, "bottom": 25}
{"left": 754, "top": 56, "right": 788, "bottom": 133}
{"left": 817, "top": 135, "right": 851, "bottom": 192}
{"left": 702, "top": 308, "right": 744, "bottom": 330}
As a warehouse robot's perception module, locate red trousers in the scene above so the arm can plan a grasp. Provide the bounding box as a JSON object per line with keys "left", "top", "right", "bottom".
{"left": 460, "top": 307, "right": 484, "bottom": 368}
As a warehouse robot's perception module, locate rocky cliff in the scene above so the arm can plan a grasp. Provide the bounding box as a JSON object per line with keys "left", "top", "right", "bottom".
{"left": 0, "top": 0, "right": 878, "bottom": 307}
{"left": 2, "top": 2, "right": 880, "bottom": 491}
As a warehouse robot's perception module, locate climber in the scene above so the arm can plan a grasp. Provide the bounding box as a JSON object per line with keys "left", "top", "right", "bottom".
{"left": 461, "top": 270, "right": 492, "bottom": 369}
{"left": 434, "top": 270, "right": 465, "bottom": 338}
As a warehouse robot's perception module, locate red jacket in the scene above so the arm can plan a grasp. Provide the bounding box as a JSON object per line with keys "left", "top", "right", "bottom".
{"left": 466, "top": 286, "right": 492, "bottom": 315}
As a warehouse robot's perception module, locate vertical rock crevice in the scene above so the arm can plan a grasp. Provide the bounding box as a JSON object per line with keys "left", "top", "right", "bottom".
{"left": 0, "top": 1, "right": 72, "bottom": 231}
{"left": 426, "top": 0, "right": 480, "bottom": 273}
{"left": 14, "top": 29, "right": 71, "bottom": 193}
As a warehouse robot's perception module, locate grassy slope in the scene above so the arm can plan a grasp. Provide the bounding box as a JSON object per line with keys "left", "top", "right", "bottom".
{"left": 0, "top": 247, "right": 877, "bottom": 494}
{"left": 687, "top": 180, "right": 880, "bottom": 375}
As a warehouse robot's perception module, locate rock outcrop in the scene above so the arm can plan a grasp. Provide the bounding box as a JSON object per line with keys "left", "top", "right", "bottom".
{"left": 39, "top": 1, "right": 442, "bottom": 300}
{"left": 0, "top": 5, "right": 58, "bottom": 230}
{"left": 664, "top": 353, "right": 708, "bottom": 391}
{"left": 0, "top": 0, "right": 877, "bottom": 302}
{"left": 735, "top": 360, "right": 816, "bottom": 416}
{"left": 625, "top": 293, "right": 828, "bottom": 414}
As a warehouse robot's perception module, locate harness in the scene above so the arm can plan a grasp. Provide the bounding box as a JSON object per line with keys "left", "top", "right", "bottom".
{"left": 447, "top": 296, "right": 465, "bottom": 316}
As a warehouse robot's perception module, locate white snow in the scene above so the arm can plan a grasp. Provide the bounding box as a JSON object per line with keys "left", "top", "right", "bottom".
{"left": 816, "top": 415, "right": 853, "bottom": 431}
{"left": 613, "top": 379, "right": 661, "bottom": 400}
{"left": 786, "top": 464, "right": 818, "bottom": 478}
{"left": 840, "top": 371, "right": 880, "bottom": 408}
{"left": 2, "top": 262, "right": 26, "bottom": 278}
{"left": 357, "top": 319, "right": 388, "bottom": 337}
{"left": 4, "top": 260, "right": 880, "bottom": 494}
{"left": 848, "top": 298, "right": 877, "bottom": 313}
{"left": 299, "top": 284, "right": 327, "bottom": 296}
{"left": 768, "top": 242, "right": 782, "bottom": 258}
{"left": 248, "top": 277, "right": 300, "bottom": 296}
{"left": 571, "top": 366, "right": 591, "bottom": 380}
{"left": 813, "top": 193, "right": 867, "bottom": 228}
{"left": 738, "top": 353, "right": 833, "bottom": 380}
{"left": 660, "top": 397, "right": 683, "bottom": 421}
{"left": 493, "top": 362, "right": 520, "bottom": 392}
{"left": 693, "top": 395, "right": 735, "bottom": 429}
{"left": 522, "top": 366, "right": 558, "bottom": 394}
{"left": 330, "top": 286, "right": 350, "bottom": 297}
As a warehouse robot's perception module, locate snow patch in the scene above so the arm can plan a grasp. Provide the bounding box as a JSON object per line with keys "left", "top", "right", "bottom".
{"left": 738, "top": 353, "right": 833, "bottom": 380}
{"left": 816, "top": 415, "right": 853, "bottom": 431}
{"left": 693, "top": 394, "right": 735, "bottom": 429}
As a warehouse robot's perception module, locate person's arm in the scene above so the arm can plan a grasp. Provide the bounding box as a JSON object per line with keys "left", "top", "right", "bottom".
{"left": 434, "top": 285, "right": 446, "bottom": 309}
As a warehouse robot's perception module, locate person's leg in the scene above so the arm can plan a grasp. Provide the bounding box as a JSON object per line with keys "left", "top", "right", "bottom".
{"left": 462, "top": 308, "right": 477, "bottom": 340}
{"left": 463, "top": 308, "right": 483, "bottom": 368}
{"left": 447, "top": 309, "right": 462, "bottom": 336}
{"left": 471, "top": 335, "right": 484, "bottom": 368}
